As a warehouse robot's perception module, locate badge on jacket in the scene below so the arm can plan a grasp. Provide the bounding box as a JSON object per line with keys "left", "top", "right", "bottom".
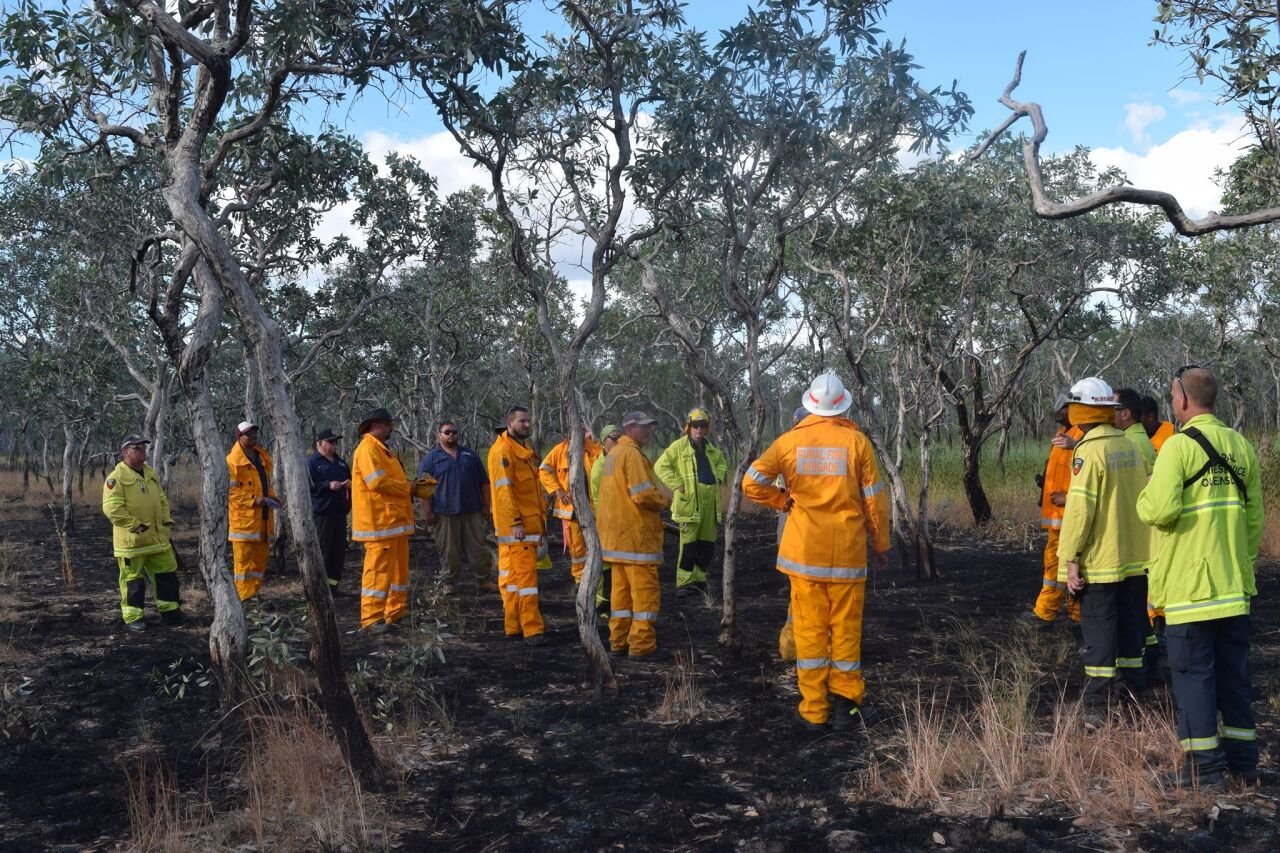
{"left": 105, "top": 478, "right": 116, "bottom": 489}
{"left": 1072, "top": 458, "right": 1083, "bottom": 476}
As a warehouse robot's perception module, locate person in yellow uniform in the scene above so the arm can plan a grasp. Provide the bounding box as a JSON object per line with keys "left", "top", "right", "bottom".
{"left": 655, "top": 407, "right": 728, "bottom": 597}
{"left": 351, "top": 408, "right": 415, "bottom": 631}
{"left": 539, "top": 425, "right": 603, "bottom": 584}
{"left": 1059, "top": 377, "right": 1151, "bottom": 710}
{"left": 102, "top": 435, "right": 181, "bottom": 631}
{"left": 1022, "top": 392, "right": 1083, "bottom": 628}
{"left": 488, "top": 405, "right": 548, "bottom": 644}
{"left": 598, "top": 411, "right": 671, "bottom": 660}
{"left": 226, "top": 421, "right": 279, "bottom": 601}
{"left": 743, "top": 372, "right": 889, "bottom": 732}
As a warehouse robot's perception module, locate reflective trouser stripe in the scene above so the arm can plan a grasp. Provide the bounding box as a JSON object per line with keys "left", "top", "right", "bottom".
{"left": 1116, "top": 656, "right": 1144, "bottom": 668}
{"left": 632, "top": 610, "right": 658, "bottom": 621}
{"left": 831, "top": 660, "right": 861, "bottom": 672}
{"left": 234, "top": 570, "right": 265, "bottom": 579}
{"left": 1222, "top": 726, "right": 1257, "bottom": 741}
{"left": 796, "top": 657, "right": 830, "bottom": 670}
{"left": 497, "top": 542, "right": 544, "bottom": 638}
{"left": 361, "top": 536, "right": 409, "bottom": 628}
{"left": 1181, "top": 736, "right": 1220, "bottom": 752}
{"left": 1042, "top": 578, "right": 1065, "bottom": 590}
{"left": 1084, "top": 665, "right": 1116, "bottom": 678}
{"left": 791, "top": 577, "right": 865, "bottom": 725}
{"left": 611, "top": 609, "right": 633, "bottom": 619}
{"left": 232, "top": 537, "right": 270, "bottom": 602}
{"left": 1145, "top": 634, "right": 1158, "bottom": 646}
{"left": 517, "top": 586, "right": 538, "bottom": 597}
{"left": 362, "top": 588, "right": 387, "bottom": 599}
{"left": 609, "top": 562, "right": 659, "bottom": 656}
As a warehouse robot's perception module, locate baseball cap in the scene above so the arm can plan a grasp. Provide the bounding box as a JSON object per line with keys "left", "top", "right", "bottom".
{"left": 600, "top": 423, "right": 622, "bottom": 440}
{"left": 236, "top": 421, "right": 258, "bottom": 434}
{"left": 621, "top": 411, "right": 657, "bottom": 427}
{"left": 120, "top": 434, "right": 150, "bottom": 450}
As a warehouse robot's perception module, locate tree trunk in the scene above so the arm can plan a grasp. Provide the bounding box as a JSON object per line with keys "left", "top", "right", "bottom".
{"left": 915, "top": 423, "right": 937, "bottom": 578}
{"left": 961, "top": 431, "right": 993, "bottom": 526}
{"left": 60, "top": 422, "right": 78, "bottom": 531}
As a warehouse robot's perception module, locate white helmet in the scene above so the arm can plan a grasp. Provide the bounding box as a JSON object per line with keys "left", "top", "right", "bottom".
{"left": 1067, "top": 376, "right": 1117, "bottom": 407}
{"left": 802, "top": 370, "right": 853, "bottom": 417}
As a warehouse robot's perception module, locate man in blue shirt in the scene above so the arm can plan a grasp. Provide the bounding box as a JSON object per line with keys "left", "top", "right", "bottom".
{"left": 418, "top": 420, "right": 497, "bottom": 594}
{"left": 307, "top": 427, "right": 351, "bottom": 593}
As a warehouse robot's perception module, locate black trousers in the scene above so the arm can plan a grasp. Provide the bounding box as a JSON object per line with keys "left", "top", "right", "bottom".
{"left": 1167, "top": 614, "right": 1258, "bottom": 773}
{"left": 313, "top": 512, "right": 347, "bottom": 585}
{"left": 1080, "top": 575, "right": 1148, "bottom": 702}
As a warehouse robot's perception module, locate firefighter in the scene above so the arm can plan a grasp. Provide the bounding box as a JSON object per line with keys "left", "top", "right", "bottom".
{"left": 1141, "top": 395, "right": 1176, "bottom": 453}
{"left": 102, "top": 435, "right": 181, "bottom": 631}
{"left": 589, "top": 423, "right": 622, "bottom": 618}
{"left": 539, "top": 425, "right": 603, "bottom": 584}
{"left": 598, "top": 411, "right": 672, "bottom": 660}
{"left": 1137, "top": 367, "right": 1262, "bottom": 788}
{"left": 226, "top": 421, "right": 279, "bottom": 601}
{"left": 655, "top": 407, "right": 728, "bottom": 597}
{"left": 1020, "top": 392, "right": 1083, "bottom": 628}
{"left": 488, "top": 405, "right": 549, "bottom": 644}
{"left": 351, "top": 407, "right": 415, "bottom": 631}
{"left": 743, "top": 371, "right": 890, "bottom": 731}
{"left": 1059, "top": 377, "right": 1151, "bottom": 711}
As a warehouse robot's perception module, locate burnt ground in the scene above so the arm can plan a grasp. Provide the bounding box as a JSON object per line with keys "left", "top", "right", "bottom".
{"left": 1, "top": 500, "right": 1280, "bottom": 852}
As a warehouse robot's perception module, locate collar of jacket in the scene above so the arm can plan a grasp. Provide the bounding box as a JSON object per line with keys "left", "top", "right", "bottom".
{"left": 794, "top": 414, "right": 862, "bottom": 432}
{"left": 1179, "top": 413, "right": 1224, "bottom": 431}
{"left": 228, "top": 440, "right": 270, "bottom": 467}
{"left": 1076, "top": 423, "right": 1124, "bottom": 446}
{"left": 113, "top": 461, "right": 153, "bottom": 484}
{"left": 360, "top": 433, "right": 393, "bottom": 455}
{"left": 499, "top": 429, "right": 534, "bottom": 460}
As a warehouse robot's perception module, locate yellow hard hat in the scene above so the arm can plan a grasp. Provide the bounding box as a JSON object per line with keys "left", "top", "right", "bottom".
{"left": 686, "top": 407, "right": 711, "bottom": 425}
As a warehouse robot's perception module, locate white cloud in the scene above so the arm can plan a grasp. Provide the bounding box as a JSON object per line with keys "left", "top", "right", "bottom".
{"left": 1091, "top": 117, "right": 1250, "bottom": 219}
{"left": 1168, "top": 87, "right": 1205, "bottom": 107}
{"left": 1122, "top": 101, "right": 1166, "bottom": 147}
{"left": 361, "top": 129, "right": 491, "bottom": 199}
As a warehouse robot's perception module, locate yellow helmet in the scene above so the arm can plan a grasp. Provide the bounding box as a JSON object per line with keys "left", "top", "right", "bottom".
{"left": 686, "top": 407, "right": 711, "bottom": 426}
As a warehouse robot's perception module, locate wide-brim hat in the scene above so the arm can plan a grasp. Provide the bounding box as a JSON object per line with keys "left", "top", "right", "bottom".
{"left": 358, "top": 407, "right": 394, "bottom": 435}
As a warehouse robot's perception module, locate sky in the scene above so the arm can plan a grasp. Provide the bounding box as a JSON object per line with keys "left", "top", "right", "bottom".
{"left": 315, "top": 0, "right": 1250, "bottom": 247}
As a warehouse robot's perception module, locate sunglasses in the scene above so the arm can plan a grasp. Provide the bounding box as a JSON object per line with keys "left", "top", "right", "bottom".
{"left": 689, "top": 422, "right": 709, "bottom": 428}
{"left": 1175, "top": 364, "right": 1200, "bottom": 401}
{"left": 441, "top": 430, "right": 458, "bottom": 436}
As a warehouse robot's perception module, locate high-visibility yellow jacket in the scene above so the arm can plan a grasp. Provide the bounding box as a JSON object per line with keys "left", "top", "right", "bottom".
{"left": 654, "top": 435, "right": 729, "bottom": 524}
{"left": 1057, "top": 424, "right": 1150, "bottom": 583}
{"left": 743, "top": 414, "right": 889, "bottom": 583}
{"left": 598, "top": 436, "right": 669, "bottom": 565}
{"left": 102, "top": 461, "right": 173, "bottom": 558}
{"left": 1124, "top": 423, "right": 1156, "bottom": 473}
{"left": 351, "top": 433, "right": 414, "bottom": 542}
{"left": 487, "top": 429, "right": 546, "bottom": 542}
{"left": 589, "top": 452, "right": 607, "bottom": 510}
{"left": 1041, "top": 425, "right": 1084, "bottom": 530}
{"left": 227, "top": 442, "right": 274, "bottom": 542}
{"left": 538, "top": 437, "right": 602, "bottom": 520}
{"left": 1137, "top": 414, "right": 1263, "bottom": 625}
{"left": 1151, "top": 420, "right": 1175, "bottom": 453}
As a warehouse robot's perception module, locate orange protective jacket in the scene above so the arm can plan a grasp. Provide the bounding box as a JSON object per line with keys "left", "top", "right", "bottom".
{"left": 1150, "top": 420, "right": 1175, "bottom": 453}
{"left": 1040, "top": 425, "right": 1085, "bottom": 530}
{"left": 597, "top": 436, "right": 670, "bottom": 565}
{"left": 351, "top": 433, "right": 414, "bottom": 542}
{"left": 538, "top": 437, "right": 603, "bottom": 520}
{"left": 743, "top": 414, "right": 889, "bottom": 582}
{"left": 227, "top": 442, "right": 274, "bottom": 542}
{"left": 487, "top": 429, "right": 547, "bottom": 541}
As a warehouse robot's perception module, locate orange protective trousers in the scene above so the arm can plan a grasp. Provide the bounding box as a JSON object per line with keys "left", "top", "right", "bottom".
{"left": 498, "top": 541, "right": 544, "bottom": 638}
{"left": 564, "top": 519, "right": 587, "bottom": 583}
{"left": 233, "top": 536, "right": 270, "bottom": 601}
{"left": 1033, "top": 527, "right": 1081, "bottom": 623}
{"left": 609, "top": 562, "right": 660, "bottom": 656}
{"left": 360, "top": 536, "right": 409, "bottom": 628}
{"left": 791, "top": 576, "right": 864, "bottom": 725}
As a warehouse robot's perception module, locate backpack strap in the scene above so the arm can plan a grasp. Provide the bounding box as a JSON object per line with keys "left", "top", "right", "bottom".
{"left": 1180, "top": 426, "right": 1248, "bottom": 503}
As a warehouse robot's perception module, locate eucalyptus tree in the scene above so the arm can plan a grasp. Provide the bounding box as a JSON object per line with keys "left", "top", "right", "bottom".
{"left": 633, "top": 0, "right": 970, "bottom": 641}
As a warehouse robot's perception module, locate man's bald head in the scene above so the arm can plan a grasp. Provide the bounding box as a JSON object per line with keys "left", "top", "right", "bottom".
{"left": 1176, "top": 367, "right": 1217, "bottom": 409}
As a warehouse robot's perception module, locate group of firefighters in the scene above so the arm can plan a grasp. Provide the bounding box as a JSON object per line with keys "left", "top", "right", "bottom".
{"left": 99, "top": 364, "right": 1263, "bottom": 788}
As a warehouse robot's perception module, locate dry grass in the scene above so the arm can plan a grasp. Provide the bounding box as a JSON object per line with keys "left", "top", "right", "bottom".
{"left": 125, "top": 701, "right": 393, "bottom": 852}
{"left": 651, "top": 650, "right": 705, "bottom": 725}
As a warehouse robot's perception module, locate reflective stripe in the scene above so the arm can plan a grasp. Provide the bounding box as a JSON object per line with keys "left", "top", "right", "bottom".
{"left": 517, "top": 586, "right": 538, "bottom": 597}
{"left": 496, "top": 534, "right": 543, "bottom": 544}
{"left": 362, "top": 588, "right": 388, "bottom": 599}
{"left": 746, "top": 465, "right": 773, "bottom": 485}
{"left": 795, "top": 657, "right": 829, "bottom": 670}
{"left": 389, "top": 584, "right": 409, "bottom": 593}
{"left": 1183, "top": 499, "right": 1246, "bottom": 515}
{"left": 1083, "top": 665, "right": 1116, "bottom": 677}
{"left": 1042, "top": 578, "right": 1066, "bottom": 590}
{"left": 234, "top": 571, "right": 265, "bottom": 580}
{"left": 632, "top": 610, "right": 658, "bottom": 621}
{"left": 1223, "top": 726, "right": 1257, "bottom": 741}
{"left": 1040, "top": 517, "right": 1063, "bottom": 528}
{"left": 861, "top": 482, "right": 885, "bottom": 498}
{"left": 228, "top": 531, "right": 263, "bottom": 541}
{"left": 505, "top": 584, "right": 518, "bottom": 592}
{"left": 1180, "top": 735, "right": 1220, "bottom": 751}
{"left": 539, "top": 463, "right": 553, "bottom": 472}
{"left": 831, "top": 659, "right": 861, "bottom": 672}
{"left": 1068, "top": 486, "right": 1096, "bottom": 499}
{"left": 611, "top": 609, "right": 633, "bottom": 619}
{"left": 352, "top": 524, "right": 415, "bottom": 540}
{"left": 629, "top": 480, "right": 654, "bottom": 495}
{"left": 363, "top": 468, "right": 385, "bottom": 484}
{"left": 602, "top": 548, "right": 663, "bottom": 563}
{"left": 1116, "top": 656, "right": 1144, "bottom": 668}
{"left": 493, "top": 477, "right": 512, "bottom": 488}
{"left": 570, "top": 555, "right": 587, "bottom": 565}
{"left": 553, "top": 508, "right": 574, "bottom": 519}
{"left": 776, "top": 555, "right": 866, "bottom": 580}
{"left": 228, "top": 478, "right": 238, "bottom": 487}
{"left": 1164, "top": 595, "right": 1250, "bottom": 615}
{"left": 1145, "top": 634, "right": 1158, "bottom": 647}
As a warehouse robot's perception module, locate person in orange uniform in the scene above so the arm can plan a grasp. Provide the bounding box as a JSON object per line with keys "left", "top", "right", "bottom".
{"left": 598, "top": 411, "right": 671, "bottom": 660}
{"left": 488, "top": 405, "right": 549, "bottom": 645}
{"left": 1022, "top": 393, "right": 1084, "bottom": 627}
{"left": 227, "top": 421, "right": 279, "bottom": 601}
{"left": 351, "top": 407, "right": 415, "bottom": 631}
{"left": 1141, "top": 395, "right": 1176, "bottom": 453}
{"left": 538, "top": 424, "right": 603, "bottom": 583}
{"left": 743, "top": 372, "right": 890, "bottom": 732}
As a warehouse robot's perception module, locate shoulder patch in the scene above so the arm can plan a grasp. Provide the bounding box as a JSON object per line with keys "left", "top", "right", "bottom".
{"left": 105, "top": 478, "right": 116, "bottom": 489}
{"left": 1071, "top": 458, "right": 1083, "bottom": 476}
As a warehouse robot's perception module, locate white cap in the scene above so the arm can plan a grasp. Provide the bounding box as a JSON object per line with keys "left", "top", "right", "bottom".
{"left": 237, "top": 421, "right": 258, "bottom": 433}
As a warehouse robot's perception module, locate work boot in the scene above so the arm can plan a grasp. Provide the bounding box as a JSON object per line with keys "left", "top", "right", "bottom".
{"left": 609, "top": 645, "right": 629, "bottom": 658}
{"left": 830, "top": 695, "right": 876, "bottom": 731}
{"left": 160, "top": 609, "right": 185, "bottom": 626}
{"left": 1229, "top": 766, "right": 1261, "bottom": 786}
{"left": 524, "top": 634, "right": 547, "bottom": 647}
{"left": 795, "top": 710, "right": 827, "bottom": 732}
{"left": 629, "top": 647, "right": 671, "bottom": 663}
{"left": 1160, "top": 764, "right": 1226, "bottom": 791}
{"left": 1017, "top": 610, "right": 1053, "bottom": 630}
{"left": 125, "top": 620, "right": 147, "bottom": 633}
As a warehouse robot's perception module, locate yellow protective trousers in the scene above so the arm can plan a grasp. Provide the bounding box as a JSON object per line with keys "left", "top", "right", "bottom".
{"left": 791, "top": 576, "right": 864, "bottom": 725}
{"left": 118, "top": 549, "right": 179, "bottom": 624}
{"left": 778, "top": 605, "right": 796, "bottom": 662}
{"left": 233, "top": 535, "right": 270, "bottom": 601}
{"left": 563, "top": 519, "right": 587, "bottom": 583}
{"left": 609, "top": 562, "right": 660, "bottom": 656}
{"left": 498, "top": 541, "right": 544, "bottom": 638}
{"left": 360, "top": 535, "right": 409, "bottom": 628}
{"left": 1033, "top": 527, "right": 1080, "bottom": 623}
